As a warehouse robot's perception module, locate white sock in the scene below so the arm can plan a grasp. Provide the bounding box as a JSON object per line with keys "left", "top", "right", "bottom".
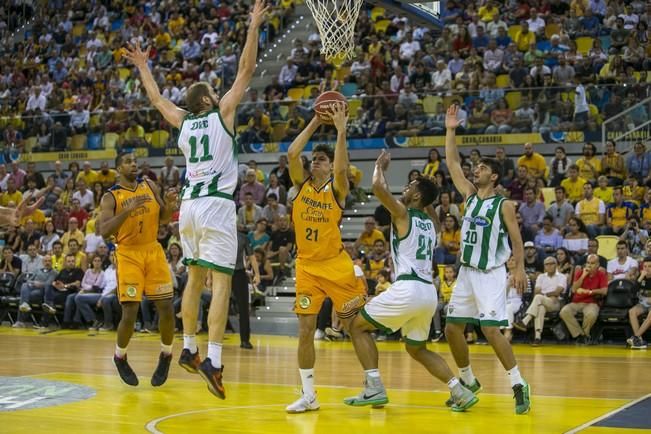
{"left": 207, "top": 342, "right": 222, "bottom": 368}
{"left": 183, "top": 334, "right": 197, "bottom": 353}
{"left": 507, "top": 365, "right": 524, "bottom": 387}
{"left": 365, "top": 369, "right": 381, "bottom": 378}
{"left": 161, "top": 342, "right": 173, "bottom": 355}
{"left": 447, "top": 377, "right": 460, "bottom": 391}
{"left": 299, "top": 368, "right": 316, "bottom": 398}
{"left": 115, "top": 345, "right": 127, "bottom": 359}
{"left": 459, "top": 365, "right": 476, "bottom": 385}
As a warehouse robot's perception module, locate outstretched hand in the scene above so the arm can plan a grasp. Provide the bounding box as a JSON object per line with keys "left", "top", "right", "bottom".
{"left": 375, "top": 150, "right": 391, "bottom": 171}
{"left": 2, "top": 196, "right": 45, "bottom": 227}
{"left": 328, "top": 101, "right": 348, "bottom": 133}
{"left": 445, "top": 104, "right": 462, "bottom": 130}
{"left": 122, "top": 41, "right": 151, "bottom": 69}
{"left": 249, "top": 0, "right": 270, "bottom": 28}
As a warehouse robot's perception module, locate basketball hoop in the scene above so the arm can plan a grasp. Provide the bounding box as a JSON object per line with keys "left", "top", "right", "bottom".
{"left": 304, "top": 0, "right": 363, "bottom": 67}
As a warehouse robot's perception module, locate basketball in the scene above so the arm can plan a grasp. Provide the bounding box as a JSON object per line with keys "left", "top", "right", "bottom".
{"left": 314, "top": 91, "right": 349, "bottom": 124}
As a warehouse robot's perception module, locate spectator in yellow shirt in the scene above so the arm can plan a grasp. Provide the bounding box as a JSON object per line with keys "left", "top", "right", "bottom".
{"left": 51, "top": 241, "right": 65, "bottom": 272}
{"left": 96, "top": 162, "right": 118, "bottom": 189}
{"left": 515, "top": 21, "right": 536, "bottom": 52}
{"left": 76, "top": 161, "right": 98, "bottom": 187}
{"left": 575, "top": 143, "right": 601, "bottom": 183}
{"left": 601, "top": 139, "right": 626, "bottom": 185}
{"left": 560, "top": 165, "right": 587, "bottom": 203}
{"left": 354, "top": 217, "right": 385, "bottom": 254}
{"left": 0, "top": 178, "right": 22, "bottom": 207}
{"left": 167, "top": 11, "right": 186, "bottom": 36}
{"left": 517, "top": 142, "right": 547, "bottom": 179}
{"left": 594, "top": 176, "right": 614, "bottom": 204}
{"left": 123, "top": 120, "right": 146, "bottom": 147}
{"left": 623, "top": 175, "right": 646, "bottom": 206}
{"left": 478, "top": 1, "right": 500, "bottom": 22}
{"left": 154, "top": 30, "right": 172, "bottom": 49}
{"left": 433, "top": 265, "right": 457, "bottom": 341}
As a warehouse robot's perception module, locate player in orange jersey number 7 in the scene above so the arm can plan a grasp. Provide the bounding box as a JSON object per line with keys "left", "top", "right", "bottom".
{"left": 285, "top": 102, "right": 380, "bottom": 413}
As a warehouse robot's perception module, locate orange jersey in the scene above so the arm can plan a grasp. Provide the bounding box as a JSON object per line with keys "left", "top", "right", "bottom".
{"left": 109, "top": 179, "right": 160, "bottom": 246}
{"left": 292, "top": 178, "right": 343, "bottom": 261}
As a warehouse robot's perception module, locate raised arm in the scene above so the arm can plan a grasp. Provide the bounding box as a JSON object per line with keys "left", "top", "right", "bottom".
{"left": 372, "top": 150, "right": 407, "bottom": 220}
{"left": 219, "top": 0, "right": 269, "bottom": 129}
{"left": 445, "top": 105, "right": 476, "bottom": 199}
{"left": 123, "top": 42, "right": 187, "bottom": 129}
{"left": 502, "top": 200, "right": 527, "bottom": 294}
{"left": 0, "top": 197, "right": 45, "bottom": 227}
{"left": 330, "top": 102, "right": 350, "bottom": 205}
{"left": 287, "top": 117, "right": 321, "bottom": 186}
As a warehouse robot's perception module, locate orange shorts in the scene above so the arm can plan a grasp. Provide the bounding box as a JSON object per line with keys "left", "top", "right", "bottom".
{"left": 294, "top": 250, "right": 367, "bottom": 319}
{"left": 116, "top": 242, "right": 174, "bottom": 303}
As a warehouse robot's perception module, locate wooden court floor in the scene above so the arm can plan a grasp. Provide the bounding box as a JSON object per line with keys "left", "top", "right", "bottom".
{"left": 0, "top": 328, "right": 650, "bottom": 434}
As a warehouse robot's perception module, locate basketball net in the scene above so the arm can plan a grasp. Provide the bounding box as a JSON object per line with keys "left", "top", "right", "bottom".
{"left": 305, "top": 0, "right": 363, "bottom": 67}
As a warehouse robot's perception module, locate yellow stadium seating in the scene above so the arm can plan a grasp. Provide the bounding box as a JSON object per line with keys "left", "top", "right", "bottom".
{"left": 103, "top": 132, "right": 119, "bottom": 149}
{"left": 505, "top": 91, "right": 522, "bottom": 109}
{"left": 596, "top": 235, "right": 619, "bottom": 260}
{"left": 544, "top": 23, "right": 561, "bottom": 39}
{"left": 576, "top": 37, "right": 594, "bottom": 55}
{"left": 272, "top": 122, "right": 287, "bottom": 141}
{"left": 70, "top": 134, "right": 87, "bottom": 150}
{"left": 303, "top": 85, "right": 319, "bottom": 98}
{"left": 422, "top": 95, "right": 443, "bottom": 114}
{"left": 336, "top": 66, "right": 351, "bottom": 82}
{"left": 496, "top": 74, "right": 510, "bottom": 88}
{"left": 24, "top": 136, "right": 37, "bottom": 153}
{"left": 374, "top": 20, "right": 391, "bottom": 33}
{"left": 287, "top": 87, "right": 305, "bottom": 101}
{"left": 348, "top": 98, "right": 362, "bottom": 119}
{"left": 118, "top": 67, "right": 131, "bottom": 81}
{"left": 150, "top": 130, "right": 169, "bottom": 148}
{"left": 541, "top": 187, "right": 555, "bottom": 208}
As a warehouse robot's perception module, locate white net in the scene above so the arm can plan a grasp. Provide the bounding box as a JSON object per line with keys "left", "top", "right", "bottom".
{"left": 304, "top": 0, "right": 364, "bottom": 67}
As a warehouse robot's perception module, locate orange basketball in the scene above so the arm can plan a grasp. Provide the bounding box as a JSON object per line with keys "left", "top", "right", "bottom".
{"left": 314, "top": 91, "right": 349, "bottom": 124}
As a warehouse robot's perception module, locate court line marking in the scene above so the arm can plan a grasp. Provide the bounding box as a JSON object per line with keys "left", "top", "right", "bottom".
{"left": 564, "top": 392, "right": 651, "bottom": 434}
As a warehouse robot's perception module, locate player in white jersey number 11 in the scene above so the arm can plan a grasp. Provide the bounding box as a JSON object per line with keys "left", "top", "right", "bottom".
{"left": 444, "top": 104, "right": 531, "bottom": 415}
{"left": 343, "top": 150, "right": 478, "bottom": 412}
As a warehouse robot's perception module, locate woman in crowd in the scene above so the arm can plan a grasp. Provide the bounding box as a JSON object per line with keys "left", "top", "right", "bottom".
{"left": 39, "top": 220, "right": 60, "bottom": 254}
{"left": 434, "top": 191, "right": 460, "bottom": 223}
{"left": 264, "top": 173, "right": 287, "bottom": 206}
{"left": 248, "top": 218, "right": 271, "bottom": 251}
{"left": 435, "top": 214, "right": 461, "bottom": 265}
{"left": 254, "top": 247, "right": 274, "bottom": 293}
{"left": 555, "top": 247, "right": 574, "bottom": 290}
{"left": 59, "top": 178, "right": 75, "bottom": 207}
{"left": 422, "top": 148, "right": 448, "bottom": 178}
{"left": 74, "top": 255, "right": 106, "bottom": 329}
{"left": 563, "top": 217, "right": 589, "bottom": 258}
{"left": 550, "top": 146, "right": 572, "bottom": 187}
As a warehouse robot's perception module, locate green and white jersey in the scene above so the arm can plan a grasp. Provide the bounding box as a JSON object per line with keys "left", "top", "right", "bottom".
{"left": 178, "top": 109, "right": 238, "bottom": 201}
{"left": 460, "top": 194, "right": 511, "bottom": 270}
{"left": 390, "top": 208, "right": 436, "bottom": 283}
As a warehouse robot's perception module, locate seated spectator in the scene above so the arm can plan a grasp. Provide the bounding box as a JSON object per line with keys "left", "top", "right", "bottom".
{"left": 364, "top": 239, "right": 391, "bottom": 284}
{"left": 626, "top": 142, "right": 651, "bottom": 185}
{"left": 515, "top": 256, "right": 567, "bottom": 345}
{"left": 575, "top": 183, "right": 605, "bottom": 238}
{"left": 593, "top": 176, "right": 614, "bottom": 205}
{"left": 237, "top": 192, "right": 263, "bottom": 233}
{"left": 248, "top": 219, "right": 271, "bottom": 251}
{"left": 503, "top": 256, "right": 525, "bottom": 343}
{"left": 0, "top": 178, "right": 22, "bottom": 207}
{"left": 20, "top": 243, "right": 44, "bottom": 275}
{"left": 524, "top": 241, "right": 544, "bottom": 284}
{"left": 515, "top": 21, "right": 536, "bottom": 52}
{"left": 354, "top": 217, "right": 385, "bottom": 254}
{"left": 61, "top": 218, "right": 85, "bottom": 254}
{"left": 0, "top": 246, "right": 22, "bottom": 275}
{"left": 66, "top": 239, "right": 88, "bottom": 271}
{"left": 261, "top": 193, "right": 287, "bottom": 228}
{"left": 517, "top": 142, "right": 547, "bottom": 180}
{"left": 19, "top": 218, "right": 42, "bottom": 252}
{"left": 432, "top": 265, "right": 456, "bottom": 342}
{"left": 519, "top": 187, "right": 545, "bottom": 231}
{"left": 485, "top": 98, "right": 513, "bottom": 134}
{"left": 606, "top": 187, "right": 636, "bottom": 235}
{"left": 434, "top": 191, "right": 460, "bottom": 223}
{"left": 96, "top": 252, "right": 119, "bottom": 331}
{"left": 621, "top": 216, "right": 649, "bottom": 258}
{"left": 555, "top": 247, "right": 575, "bottom": 287}
{"left": 254, "top": 247, "right": 274, "bottom": 293}
{"left": 563, "top": 217, "right": 589, "bottom": 257}
{"left": 41, "top": 254, "right": 84, "bottom": 323}
{"left": 607, "top": 241, "right": 639, "bottom": 280}
{"left": 270, "top": 155, "right": 292, "bottom": 190}
{"left": 69, "top": 199, "right": 90, "bottom": 231}
{"left": 601, "top": 140, "right": 626, "bottom": 185}
{"left": 39, "top": 220, "right": 60, "bottom": 255}
{"left": 507, "top": 166, "right": 528, "bottom": 202}
{"left": 560, "top": 165, "right": 587, "bottom": 204}
{"left": 627, "top": 257, "right": 651, "bottom": 349}
{"left": 560, "top": 254, "right": 608, "bottom": 344}
{"left": 84, "top": 224, "right": 104, "bottom": 256}
{"left": 72, "top": 255, "right": 106, "bottom": 329}
{"left": 267, "top": 216, "right": 295, "bottom": 282}
{"left": 13, "top": 254, "right": 57, "bottom": 327}
{"left": 435, "top": 213, "right": 461, "bottom": 265}
{"left": 535, "top": 215, "right": 564, "bottom": 256}
{"left": 575, "top": 143, "right": 601, "bottom": 184}
{"left": 238, "top": 169, "right": 266, "bottom": 206}
{"left": 623, "top": 175, "right": 646, "bottom": 205}
{"left": 159, "top": 158, "right": 180, "bottom": 189}
{"left": 547, "top": 186, "right": 575, "bottom": 230}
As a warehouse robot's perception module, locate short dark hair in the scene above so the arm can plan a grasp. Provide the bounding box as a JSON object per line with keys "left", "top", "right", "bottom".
{"left": 479, "top": 157, "right": 502, "bottom": 186}
{"left": 613, "top": 186, "right": 623, "bottom": 194}
{"left": 52, "top": 241, "right": 63, "bottom": 248}
{"left": 185, "top": 82, "right": 213, "bottom": 114}
{"left": 415, "top": 176, "right": 439, "bottom": 207}
{"left": 68, "top": 239, "right": 79, "bottom": 246}
{"left": 115, "top": 151, "right": 132, "bottom": 168}
{"left": 543, "top": 214, "right": 553, "bottom": 223}
{"left": 555, "top": 186, "right": 566, "bottom": 194}
{"left": 267, "top": 192, "right": 278, "bottom": 201}
{"left": 616, "top": 240, "right": 627, "bottom": 248}
{"left": 312, "top": 144, "right": 335, "bottom": 162}
{"left": 65, "top": 253, "right": 76, "bottom": 260}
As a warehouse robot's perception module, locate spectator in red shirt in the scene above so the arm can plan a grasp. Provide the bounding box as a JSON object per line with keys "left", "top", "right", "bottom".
{"left": 69, "top": 199, "right": 89, "bottom": 230}
{"left": 559, "top": 254, "right": 608, "bottom": 344}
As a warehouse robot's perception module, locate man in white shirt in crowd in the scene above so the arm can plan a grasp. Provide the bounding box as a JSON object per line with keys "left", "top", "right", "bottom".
{"left": 399, "top": 32, "right": 421, "bottom": 61}
{"left": 514, "top": 256, "right": 566, "bottom": 346}
{"left": 72, "top": 180, "right": 95, "bottom": 211}
{"left": 607, "top": 241, "right": 639, "bottom": 281}
{"left": 527, "top": 9, "right": 547, "bottom": 35}
{"left": 483, "top": 39, "right": 504, "bottom": 73}
{"left": 26, "top": 86, "right": 47, "bottom": 113}
{"left": 432, "top": 60, "right": 452, "bottom": 92}
{"left": 487, "top": 13, "right": 508, "bottom": 37}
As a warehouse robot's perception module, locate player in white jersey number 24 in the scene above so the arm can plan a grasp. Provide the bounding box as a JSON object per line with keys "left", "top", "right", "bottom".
{"left": 444, "top": 105, "right": 531, "bottom": 415}
{"left": 343, "top": 150, "right": 478, "bottom": 412}
{"left": 123, "top": 0, "right": 269, "bottom": 400}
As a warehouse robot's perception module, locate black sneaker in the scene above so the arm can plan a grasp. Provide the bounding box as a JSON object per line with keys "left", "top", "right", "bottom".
{"left": 632, "top": 336, "right": 648, "bottom": 349}
{"left": 178, "top": 348, "right": 201, "bottom": 374}
{"left": 531, "top": 338, "right": 542, "bottom": 347}
{"left": 513, "top": 320, "right": 527, "bottom": 332}
{"left": 113, "top": 354, "right": 139, "bottom": 386}
{"left": 198, "top": 358, "right": 226, "bottom": 399}
{"left": 575, "top": 335, "right": 586, "bottom": 345}
{"left": 431, "top": 331, "right": 443, "bottom": 342}
{"left": 42, "top": 303, "right": 56, "bottom": 314}
{"left": 151, "top": 352, "right": 172, "bottom": 387}
{"left": 240, "top": 341, "right": 253, "bottom": 349}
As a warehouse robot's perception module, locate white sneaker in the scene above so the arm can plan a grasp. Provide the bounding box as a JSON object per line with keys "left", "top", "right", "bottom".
{"left": 12, "top": 321, "right": 26, "bottom": 328}
{"left": 286, "top": 394, "right": 320, "bottom": 414}
{"left": 19, "top": 302, "right": 31, "bottom": 313}
{"left": 314, "top": 329, "right": 325, "bottom": 340}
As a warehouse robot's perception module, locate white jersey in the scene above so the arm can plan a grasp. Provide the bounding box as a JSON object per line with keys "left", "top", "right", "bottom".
{"left": 390, "top": 208, "right": 436, "bottom": 283}
{"left": 460, "top": 194, "right": 511, "bottom": 270}
{"left": 177, "top": 109, "right": 238, "bottom": 201}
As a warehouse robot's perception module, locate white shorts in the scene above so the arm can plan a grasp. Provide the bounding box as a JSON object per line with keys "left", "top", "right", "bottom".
{"left": 180, "top": 196, "right": 237, "bottom": 275}
{"left": 362, "top": 278, "right": 437, "bottom": 344}
{"left": 446, "top": 265, "right": 508, "bottom": 327}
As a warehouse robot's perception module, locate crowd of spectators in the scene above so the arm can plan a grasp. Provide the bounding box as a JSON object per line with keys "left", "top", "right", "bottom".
{"left": 0, "top": 0, "right": 294, "bottom": 152}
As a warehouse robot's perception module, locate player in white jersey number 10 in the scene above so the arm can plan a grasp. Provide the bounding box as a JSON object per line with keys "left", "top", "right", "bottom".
{"left": 123, "top": 0, "right": 270, "bottom": 400}
{"left": 444, "top": 105, "right": 531, "bottom": 415}
{"left": 343, "top": 150, "right": 478, "bottom": 412}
